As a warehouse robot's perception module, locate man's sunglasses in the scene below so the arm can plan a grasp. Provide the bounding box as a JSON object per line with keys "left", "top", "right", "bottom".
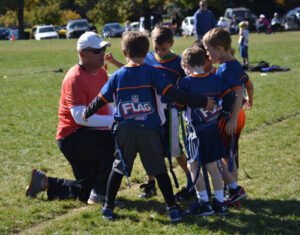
{"left": 84, "top": 47, "right": 106, "bottom": 54}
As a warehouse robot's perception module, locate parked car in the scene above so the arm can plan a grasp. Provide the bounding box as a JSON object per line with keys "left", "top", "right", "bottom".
{"left": 224, "top": 7, "right": 258, "bottom": 31}
{"left": 0, "top": 27, "right": 11, "bottom": 40}
{"left": 102, "top": 23, "right": 124, "bottom": 38}
{"left": 66, "top": 19, "right": 89, "bottom": 39}
{"left": 284, "top": 7, "right": 300, "bottom": 30}
{"left": 181, "top": 16, "right": 194, "bottom": 36}
{"left": 34, "top": 25, "right": 59, "bottom": 40}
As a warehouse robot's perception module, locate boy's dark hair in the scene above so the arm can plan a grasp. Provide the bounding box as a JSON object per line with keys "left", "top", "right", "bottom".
{"left": 121, "top": 31, "right": 149, "bottom": 58}
{"left": 181, "top": 47, "right": 206, "bottom": 68}
{"left": 151, "top": 25, "right": 174, "bottom": 45}
{"left": 203, "top": 27, "right": 232, "bottom": 51}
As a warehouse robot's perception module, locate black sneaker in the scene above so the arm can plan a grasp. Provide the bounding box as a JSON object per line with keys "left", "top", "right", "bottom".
{"left": 186, "top": 200, "right": 214, "bottom": 216}
{"left": 212, "top": 198, "right": 228, "bottom": 216}
{"left": 139, "top": 182, "right": 157, "bottom": 198}
{"left": 226, "top": 186, "right": 247, "bottom": 205}
{"left": 175, "top": 187, "right": 196, "bottom": 202}
{"left": 102, "top": 203, "right": 114, "bottom": 220}
{"left": 25, "top": 169, "right": 46, "bottom": 198}
{"left": 167, "top": 205, "right": 182, "bottom": 223}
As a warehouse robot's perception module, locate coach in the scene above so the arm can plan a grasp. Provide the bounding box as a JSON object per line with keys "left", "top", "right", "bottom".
{"left": 26, "top": 32, "right": 115, "bottom": 204}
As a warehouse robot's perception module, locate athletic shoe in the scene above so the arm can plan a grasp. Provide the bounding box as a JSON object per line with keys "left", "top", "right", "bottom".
{"left": 87, "top": 189, "right": 105, "bottom": 205}
{"left": 139, "top": 182, "right": 157, "bottom": 198}
{"left": 175, "top": 187, "right": 196, "bottom": 202}
{"left": 226, "top": 186, "right": 247, "bottom": 205}
{"left": 212, "top": 198, "right": 228, "bottom": 216}
{"left": 102, "top": 204, "right": 114, "bottom": 220}
{"left": 25, "top": 169, "right": 46, "bottom": 198}
{"left": 167, "top": 205, "right": 182, "bottom": 223}
{"left": 186, "top": 200, "right": 214, "bottom": 216}
{"left": 88, "top": 189, "right": 125, "bottom": 209}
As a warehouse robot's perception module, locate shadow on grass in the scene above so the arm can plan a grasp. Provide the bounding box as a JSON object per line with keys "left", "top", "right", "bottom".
{"left": 116, "top": 197, "right": 300, "bottom": 234}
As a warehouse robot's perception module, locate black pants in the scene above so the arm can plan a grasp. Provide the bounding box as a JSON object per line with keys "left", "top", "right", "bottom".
{"left": 47, "top": 128, "right": 114, "bottom": 202}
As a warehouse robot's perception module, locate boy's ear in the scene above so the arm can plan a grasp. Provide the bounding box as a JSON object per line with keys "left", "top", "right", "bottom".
{"left": 122, "top": 50, "right": 128, "bottom": 57}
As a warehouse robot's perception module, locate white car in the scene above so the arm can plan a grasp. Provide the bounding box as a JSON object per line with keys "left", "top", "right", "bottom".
{"left": 34, "top": 25, "right": 59, "bottom": 40}
{"left": 181, "top": 16, "right": 194, "bottom": 36}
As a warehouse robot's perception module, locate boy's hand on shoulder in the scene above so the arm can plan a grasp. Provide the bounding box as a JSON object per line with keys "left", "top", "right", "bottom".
{"left": 206, "top": 97, "right": 216, "bottom": 111}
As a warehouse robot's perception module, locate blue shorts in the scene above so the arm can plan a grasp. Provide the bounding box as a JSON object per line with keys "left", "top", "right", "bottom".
{"left": 240, "top": 45, "right": 248, "bottom": 58}
{"left": 192, "top": 122, "right": 226, "bottom": 164}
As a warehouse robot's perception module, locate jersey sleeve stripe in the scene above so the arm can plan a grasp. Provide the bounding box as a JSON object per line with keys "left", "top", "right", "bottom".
{"left": 220, "top": 85, "right": 241, "bottom": 97}
{"left": 162, "top": 84, "right": 173, "bottom": 95}
{"left": 98, "top": 93, "right": 108, "bottom": 103}
{"left": 116, "top": 85, "right": 152, "bottom": 91}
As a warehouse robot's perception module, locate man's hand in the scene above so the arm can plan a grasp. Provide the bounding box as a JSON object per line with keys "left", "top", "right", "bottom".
{"left": 206, "top": 97, "right": 216, "bottom": 111}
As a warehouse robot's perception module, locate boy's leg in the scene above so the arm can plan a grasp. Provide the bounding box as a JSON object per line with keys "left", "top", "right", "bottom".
{"left": 220, "top": 160, "right": 247, "bottom": 205}
{"left": 102, "top": 124, "right": 137, "bottom": 219}
{"left": 137, "top": 127, "right": 181, "bottom": 222}
{"left": 185, "top": 161, "right": 214, "bottom": 216}
{"left": 206, "top": 161, "right": 228, "bottom": 215}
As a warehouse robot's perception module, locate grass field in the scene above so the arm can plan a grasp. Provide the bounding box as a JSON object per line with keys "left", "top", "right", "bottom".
{"left": 0, "top": 31, "right": 299, "bottom": 234}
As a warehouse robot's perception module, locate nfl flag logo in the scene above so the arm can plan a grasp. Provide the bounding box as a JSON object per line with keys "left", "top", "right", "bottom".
{"left": 131, "top": 95, "right": 139, "bottom": 103}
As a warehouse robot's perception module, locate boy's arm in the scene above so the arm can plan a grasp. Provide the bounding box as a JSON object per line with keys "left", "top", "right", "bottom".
{"left": 82, "top": 94, "right": 108, "bottom": 121}
{"left": 164, "top": 86, "right": 215, "bottom": 110}
{"left": 244, "top": 79, "right": 254, "bottom": 109}
{"left": 105, "top": 53, "right": 124, "bottom": 68}
{"left": 225, "top": 88, "right": 243, "bottom": 136}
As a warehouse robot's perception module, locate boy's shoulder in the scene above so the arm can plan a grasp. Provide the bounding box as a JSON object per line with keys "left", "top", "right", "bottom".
{"left": 217, "top": 60, "right": 243, "bottom": 74}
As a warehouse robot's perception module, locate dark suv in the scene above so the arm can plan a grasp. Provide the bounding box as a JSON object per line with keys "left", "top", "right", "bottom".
{"left": 224, "top": 7, "right": 258, "bottom": 31}
{"left": 66, "top": 19, "right": 90, "bottom": 39}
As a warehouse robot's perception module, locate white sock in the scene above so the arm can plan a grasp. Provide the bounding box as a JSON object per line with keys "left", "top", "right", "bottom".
{"left": 228, "top": 182, "right": 238, "bottom": 189}
{"left": 214, "top": 190, "right": 224, "bottom": 203}
{"left": 197, "top": 190, "right": 209, "bottom": 202}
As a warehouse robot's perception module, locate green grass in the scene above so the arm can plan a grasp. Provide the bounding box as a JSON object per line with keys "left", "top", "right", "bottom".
{"left": 0, "top": 32, "right": 299, "bottom": 234}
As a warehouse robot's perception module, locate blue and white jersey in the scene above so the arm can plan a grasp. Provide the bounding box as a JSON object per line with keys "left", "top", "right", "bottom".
{"left": 99, "top": 63, "right": 172, "bottom": 132}
{"left": 145, "top": 52, "right": 185, "bottom": 104}
{"left": 216, "top": 59, "right": 249, "bottom": 109}
{"left": 179, "top": 72, "right": 222, "bottom": 126}
{"left": 216, "top": 59, "right": 248, "bottom": 93}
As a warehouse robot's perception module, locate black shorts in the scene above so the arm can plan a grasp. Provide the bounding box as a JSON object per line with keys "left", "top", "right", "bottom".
{"left": 112, "top": 123, "right": 167, "bottom": 176}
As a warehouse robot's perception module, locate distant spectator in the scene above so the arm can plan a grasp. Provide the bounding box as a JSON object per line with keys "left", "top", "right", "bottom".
{"left": 256, "top": 14, "right": 271, "bottom": 34}
{"left": 172, "top": 11, "right": 182, "bottom": 36}
{"left": 193, "top": 0, "right": 216, "bottom": 40}
{"left": 217, "top": 17, "right": 227, "bottom": 29}
{"left": 271, "top": 12, "right": 283, "bottom": 32}
{"left": 229, "top": 15, "right": 239, "bottom": 34}
{"left": 238, "top": 21, "right": 249, "bottom": 67}
{"left": 124, "top": 20, "right": 132, "bottom": 32}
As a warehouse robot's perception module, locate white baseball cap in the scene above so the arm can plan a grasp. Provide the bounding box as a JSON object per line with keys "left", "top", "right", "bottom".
{"left": 77, "top": 31, "right": 110, "bottom": 51}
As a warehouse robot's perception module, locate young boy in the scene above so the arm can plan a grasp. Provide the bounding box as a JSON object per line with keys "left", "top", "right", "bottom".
{"left": 106, "top": 26, "right": 195, "bottom": 201}
{"left": 203, "top": 27, "right": 248, "bottom": 205}
{"left": 83, "top": 31, "right": 214, "bottom": 222}
{"left": 179, "top": 46, "right": 228, "bottom": 215}
{"left": 238, "top": 21, "right": 249, "bottom": 68}
{"left": 142, "top": 26, "right": 194, "bottom": 201}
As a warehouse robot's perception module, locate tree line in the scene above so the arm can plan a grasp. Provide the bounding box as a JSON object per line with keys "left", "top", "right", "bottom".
{"left": 0, "top": 0, "right": 299, "bottom": 39}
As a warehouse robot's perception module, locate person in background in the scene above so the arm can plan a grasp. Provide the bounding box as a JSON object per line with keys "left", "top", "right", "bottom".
{"left": 238, "top": 21, "right": 249, "bottom": 68}
{"left": 193, "top": 0, "right": 216, "bottom": 40}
